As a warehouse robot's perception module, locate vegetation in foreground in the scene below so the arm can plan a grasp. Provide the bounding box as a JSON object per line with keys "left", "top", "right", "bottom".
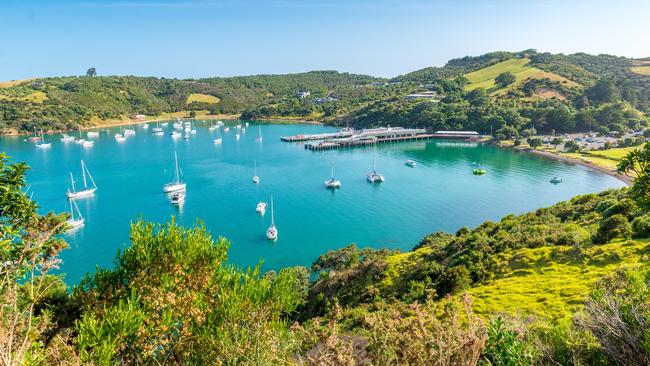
{"left": 2, "top": 144, "right": 650, "bottom": 365}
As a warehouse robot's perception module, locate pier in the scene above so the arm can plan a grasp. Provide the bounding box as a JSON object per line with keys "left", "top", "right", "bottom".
{"left": 279, "top": 127, "right": 482, "bottom": 151}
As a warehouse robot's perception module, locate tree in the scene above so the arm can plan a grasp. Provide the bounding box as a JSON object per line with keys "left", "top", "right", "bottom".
{"left": 0, "top": 154, "right": 70, "bottom": 364}
{"left": 551, "top": 137, "right": 563, "bottom": 148}
{"left": 86, "top": 67, "right": 97, "bottom": 77}
{"left": 564, "top": 140, "right": 580, "bottom": 152}
{"left": 618, "top": 142, "right": 650, "bottom": 205}
{"left": 495, "top": 72, "right": 516, "bottom": 88}
{"left": 527, "top": 137, "right": 542, "bottom": 149}
{"left": 188, "top": 110, "right": 197, "bottom": 118}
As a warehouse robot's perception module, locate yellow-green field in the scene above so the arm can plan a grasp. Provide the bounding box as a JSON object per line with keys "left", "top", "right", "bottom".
{"left": 464, "top": 58, "right": 579, "bottom": 94}
{"left": 631, "top": 66, "right": 650, "bottom": 76}
{"left": 0, "top": 78, "right": 34, "bottom": 88}
{"left": 186, "top": 93, "right": 220, "bottom": 104}
{"left": 0, "top": 91, "right": 48, "bottom": 103}
{"left": 468, "top": 240, "right": 649, "bottom": 322}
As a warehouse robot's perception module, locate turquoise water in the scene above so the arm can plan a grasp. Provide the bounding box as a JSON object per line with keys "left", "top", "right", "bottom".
{"left": 1, "top": 121, "right": 626, "bottom": 283}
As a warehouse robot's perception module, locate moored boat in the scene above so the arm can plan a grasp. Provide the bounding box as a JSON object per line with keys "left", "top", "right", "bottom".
{"left": 67, "top": 160, "right": 97, "bottom": 199}
{"left": 163, "top": 151, "right": 186, "bottom": 193}
{"left": 266, "top": 196, "right": 278, "bottom": 240}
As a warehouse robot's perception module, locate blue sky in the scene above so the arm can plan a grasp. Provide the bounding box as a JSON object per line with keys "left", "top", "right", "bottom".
{"left": 1, "top": 0, "right": 649, "bottom": 80}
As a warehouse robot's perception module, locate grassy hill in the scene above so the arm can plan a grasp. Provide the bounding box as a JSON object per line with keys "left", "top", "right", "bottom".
{"left": 463, "top": 57, "right": 580, "bottom": 94}
{"left": 632, "top": 66, "right": 650, "bottom": 76}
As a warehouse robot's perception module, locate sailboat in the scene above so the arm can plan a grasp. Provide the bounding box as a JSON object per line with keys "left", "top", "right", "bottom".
{"left": 170, "top": 191, "right": 185, "bottom": 205}
{"left": 163, "top": 151, "right": 186, "bottom": 193}
{"left": 367, "top": 155, "right": 385, "bottom": 183}
{"left": 152, "top": 122, "right": 163, "bottom": 134}
{"left": 87, "top": 131, "right": 99, "bottom": 138}
{"left": 235, "top": 132, "right": 240, "bottom": 140}
{"left": 75, "top": 129, "right": 85, "bottom": 144}
{"left": 28, "top": 128, "right": 41, "bottom": 142}
{"left": 256, "top": 201, "right": 267, "bottom": 213}
{"left": 67, "top": 160, "right": 97, "bottom": 199}
{"left": 35, "top": 130, "right": 52, "bottom": 149}
{"left": 325, "top": 160, "right": 341, "bottom": 189}
{"left": 66, "top": 199, "right": 84, "bottom": 230}
{"left": 266, "top": 196, "right": 278, "bottom": 240}
{"left": 213, "top": 128, "right": 222, "bottom": 144}
{"left": 256, "top": 125, "right": 263, "bottom": 143}
{"left": 60, "top": 133, "right": 75, "bottom": 142}
{"left": 252, "top": 161, "right": 260, "bottom": 184}
{"left": 123, "top": 125, "right": 136, "bottom": 136}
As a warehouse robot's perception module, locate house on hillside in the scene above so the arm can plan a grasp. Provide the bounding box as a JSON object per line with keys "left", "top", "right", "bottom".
{"left": 405, "top": 91, "right": 442, "bottom": 101}
{"left": 132, "top": 114, "right": 146, "bottom": 121}
{"left": 314, "top": 97, "right": 339, "bottom": 104}
{"left": 297, "top": 91, "right": 311, "bottom": 99}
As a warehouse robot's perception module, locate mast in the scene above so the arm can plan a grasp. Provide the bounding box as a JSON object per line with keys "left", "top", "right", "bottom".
{"left": 254, "top": 160, "right": 257, "bottom": 176}
{"left": 69, "top": 199, "right": 74, "bottom": 220}
{"left": 174, "top": 151, "right": 180, "bottom": 184}
{"left": 70, "top": 172, "right": 76, "bottom": 193}
{"left": 81, "top": 160, "right": 87, "bottom": 189}
{"left": 270, "top": 196, "right": 275, "bottom": 227}
{"left": 82, "top": 160, "right": 97, "bottom": 189}
{"left": 372, "top": 155, "right": 377, "bottom": 174}
{"left": 331, "top": 160, "right": 335, "bottom": 179}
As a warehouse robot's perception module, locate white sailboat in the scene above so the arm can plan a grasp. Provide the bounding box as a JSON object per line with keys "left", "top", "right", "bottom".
{"left": 213, "top": 128, "right": 222, "bottom": 144}
{"left": 35, "top": 130, "right": 52, "bottom": 148}
{"left": 87, "top": 131, "right": 99, "bottom": 138}
{"left": 123, "top": 126, "right": 136, "bottom": 136}
{"left": 67, "top": 160, "right": 97, "bottom": 199}
{"left": 367, "top": 155, "right": 385, "bottom": 183}
{"left": 266, "top": 196, "right": 277, "bottom": 240}
{"left": 114, "top": 132, "right": 126, "bottom": 142}
{"left": 235, "top": 133, "right": 240, "bottom": 140}
{"left": 74, "top": 129, "right": 85, "bottom": 144}
{"left": 170, "top": 130, "right": 182, "bottom": 139}
{"left": 170, "top": 191, "right": 185, "bottom": 205}
{"left": 256, "top": 125, "right": 263, "bottom": 143}
{"left": 152, "top": 122, "right": 163, "bottom": 134}
{"left": 256, "top": 201, "right": 266, "bottom": 213}
{"left": 60, "top": 133, "right": 75, "bottom": 142}
{"left": 66, "top": 199, "right": 84, "bottom": 230}
{"left": 163, "top": 151, "right": 186, "bottom": 192}
{"left": 82, "top": 140, "right": 94, "bottom": 147}
{"left": 325, "top": 160, "right": 341, "bottom": 189}
{"left": 252, "top": 161, "right": 260, "bottom": 184}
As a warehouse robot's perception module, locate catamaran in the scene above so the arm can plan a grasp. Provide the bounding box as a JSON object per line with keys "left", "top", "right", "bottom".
{"left": 266, "top": 196, "right": 278, "bottom": 240}
{"left": 60, "top": 133, "right": 75, "bottom": 142}
{"left": 163, "top": 151, "right": 186, "bottom": 193}
{"left": 66, "top": 199, "right": 84, "bottom": 230}
{"left": 367, "top": 155, "right": 385, "bottom": 183}
{"left": 325, "top": 160, "right": 341, "bottom": 189}
{"left": 256, "top": 125, "right": 263, "bottom": 143}
{"left": 67, "top": 160, "right": 97, "bottom": 199}
{"left": 253, "top": 161, "right": 260, "bottom": 184}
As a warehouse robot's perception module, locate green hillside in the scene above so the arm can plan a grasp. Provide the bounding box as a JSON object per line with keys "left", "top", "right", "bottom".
{"left": 463, "top": 57, "right": 580, "bottom": 94}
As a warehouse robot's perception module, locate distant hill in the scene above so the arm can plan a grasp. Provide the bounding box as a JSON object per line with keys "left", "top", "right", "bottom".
{"left": 1, "top": 50, "right": 649, "bottom": 135}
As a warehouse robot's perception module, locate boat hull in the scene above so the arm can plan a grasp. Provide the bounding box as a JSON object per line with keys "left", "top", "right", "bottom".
{"left": 67, "top": 188, "right": 96, "bottom": 199}
{"left": 163, "top": 183, "right": 186, "bottom": 193}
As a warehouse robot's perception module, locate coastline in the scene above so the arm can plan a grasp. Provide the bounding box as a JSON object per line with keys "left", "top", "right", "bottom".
{"left": 501, "top": 144, "right": 633, "bottom": 186}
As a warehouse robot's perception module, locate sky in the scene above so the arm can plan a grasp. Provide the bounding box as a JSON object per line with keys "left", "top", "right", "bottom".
{"left": 1, "top": 0, "right": 649, "bottom": 81}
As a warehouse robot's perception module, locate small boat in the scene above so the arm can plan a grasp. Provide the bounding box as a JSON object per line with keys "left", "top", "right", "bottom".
{"left": 163, "top": 151, "right": 186, "bottom": 193}
{"left": 152, "top": 123, "right": 163, "bottom": 133}
{"left": 217, "top": 120, "right": 224, "bottom": 126}
{"left": 35, "top": 130, "right": 52, "bottom": 149}
{"left": 256, "top": 201, "right": 266, "bottom": 213}
{"left": 123, "top": 128, "right": 136, "bottom": 136}
{"left": 367, "top": 155, "right": 385, "bottom": 183}
{"left": 190, "top": 129, "right": 197, "bottom": 134}
{"left": 245, "top": 122, "right": 250, "bottom": 127}
{"left": 74, "top": 138, "right": 85, "bottom": 144}
{"left": 170, "top": 192, "right": 185, "bottom": 205}
{"left": 473, "top": 169, "right": 487, "bottom": 175}
{"left": 87, "top": 131, "right": 99, "bottom": 138}
{"left": 66, "top": 199, "right": 84, "bottom": 230}
{"left": 213, "top": 128, "right": 223, "bottom": 144}
{"left": 173, "top": 122, "right": 183, "bottom": 130}
{"left": 253, "top": 161, "right": 260, "bottom": 184}
{"left": 28, "top": 128, "right": 41, "bottom": 142}
{"left": 266, "top": 196, "right": 278, "bottom": 240}
{"left": 405, "top": 160, "right": 417, "bottom": 168}
{"left": 550, "top": 177, "right": 563, "bottom": 184}
{"left": 153, "top": 130, "right": 164, "bottom": 136}
{"left": 114, "top": 133, "right": 126, "bottom": 142}
{"left": 67, "top": 160, "right": 97, "bottom": 199}
{"left": 325, "top": 160, "right": 341, "bottom": 189}
{"left": 82, "top": 140, "right": 94, "bottom": 147}
{"left": 142, "top": 123, "right": 149, "bottom": 129}
{"left": 183, "top": 133, "right": 190, "bottom": 140}
{"left": 236, "top": 124, "right": 242, "bottom": 129}
{"left": 223, "top": 127, "right": 230, "bottom": 132}
{"left": 170, "top": 131, "right": 182, "bottom": 139}
{"left": 184, "top": 127, "right": 191, "bottom": 133}
{"left": 60, "top": 134, "right": 75, "bottom": 142}
{"left": 256, "top": 125, "right": 263, "bottom": 143}
{"left": 236, "top": 133, "right": 240, "bottom": 140}
{"left": 242, "top": 127, "right": 246, "bottom": 133}
{"left": 161, "top": 122, "right": 168, "bottom": 127}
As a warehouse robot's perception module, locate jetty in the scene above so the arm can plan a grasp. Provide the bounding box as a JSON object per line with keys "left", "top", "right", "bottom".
{"left": 279, "top": 127, "right": 481, "bottom": 151}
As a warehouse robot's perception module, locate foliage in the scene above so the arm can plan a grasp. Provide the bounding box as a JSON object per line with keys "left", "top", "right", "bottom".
{"left": 577, "top": 266, "right": 650, "bottom": 365}
{"left": 479, "top": 317, "right": 535, "bottom": 365}
{"left": 618, "top": 142, "right": 650, "bottom": 205}
{"left": 495, "top": 72, "right": 516, "bottom": 88}
{"left": 74, "top": 220, "right": 308, "bottom": 365}
{"left": 0, "top": 154, "right": 72, "bottom": 364}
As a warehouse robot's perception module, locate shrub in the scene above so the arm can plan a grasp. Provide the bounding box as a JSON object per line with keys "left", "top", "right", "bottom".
{"left": 480, "top": 317, "right": 536, "bottom": 365}
{"left": 437, "top": 265, "right": 472, "bottom": 295}
{"left": 577, "top": 267, "right": 650, "bottom": 365}
{"left": 632, "top": 214, "right": 650, "bottom": 238}
{"left": 594, "top": 214, "right": 632, "bottom": 244}
{"left": 602, "top": 198, "right": 638, "bottom": 219}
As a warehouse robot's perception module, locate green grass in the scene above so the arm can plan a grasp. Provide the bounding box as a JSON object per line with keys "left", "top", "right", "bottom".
{"left": 0, "top": 91, "right": 48, "bottom": 103}
{"left": 467, "top": 240, "right": 650, "bottom": 323}
{"left": 464, "top": 58, "right": 579, "bottom": 94}
{"left": 631, "top": 66, "right": 650, "bottom": 76}
{"left": 186, "top": 93, "right": 220, "bottom": 104}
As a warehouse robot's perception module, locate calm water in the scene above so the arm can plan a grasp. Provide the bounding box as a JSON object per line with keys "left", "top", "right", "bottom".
{"left": 1, "top": 121, "right": 626, "bottom": 283}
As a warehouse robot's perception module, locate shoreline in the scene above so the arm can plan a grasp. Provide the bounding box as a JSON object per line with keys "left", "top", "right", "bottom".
{"left": 2, "top": 114, "right": 323, "bottom": 136}
{"left": 501, "top": 144, "right": 633, "bottom": 186}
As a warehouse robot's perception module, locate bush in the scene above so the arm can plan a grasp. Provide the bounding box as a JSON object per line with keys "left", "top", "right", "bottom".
{"left": 564, "top": 140, "right": 580, "bottom": 152}
{"left": 594, "top": 214, "right": 632, "bottom": 244}
{"left": 480, "top": 317, "right": 536, "bottom": 365}
{"left": 577, "top": 267, "right": 650, "bottom": 365}
{"left": 602, "top": 198, "right": 638, "bottom": 219}
{"left": 632, "top": 214, "right": 650, "bottom": 238}
{"left": 437, "top": 265, "right": 472, "bottom": 295}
